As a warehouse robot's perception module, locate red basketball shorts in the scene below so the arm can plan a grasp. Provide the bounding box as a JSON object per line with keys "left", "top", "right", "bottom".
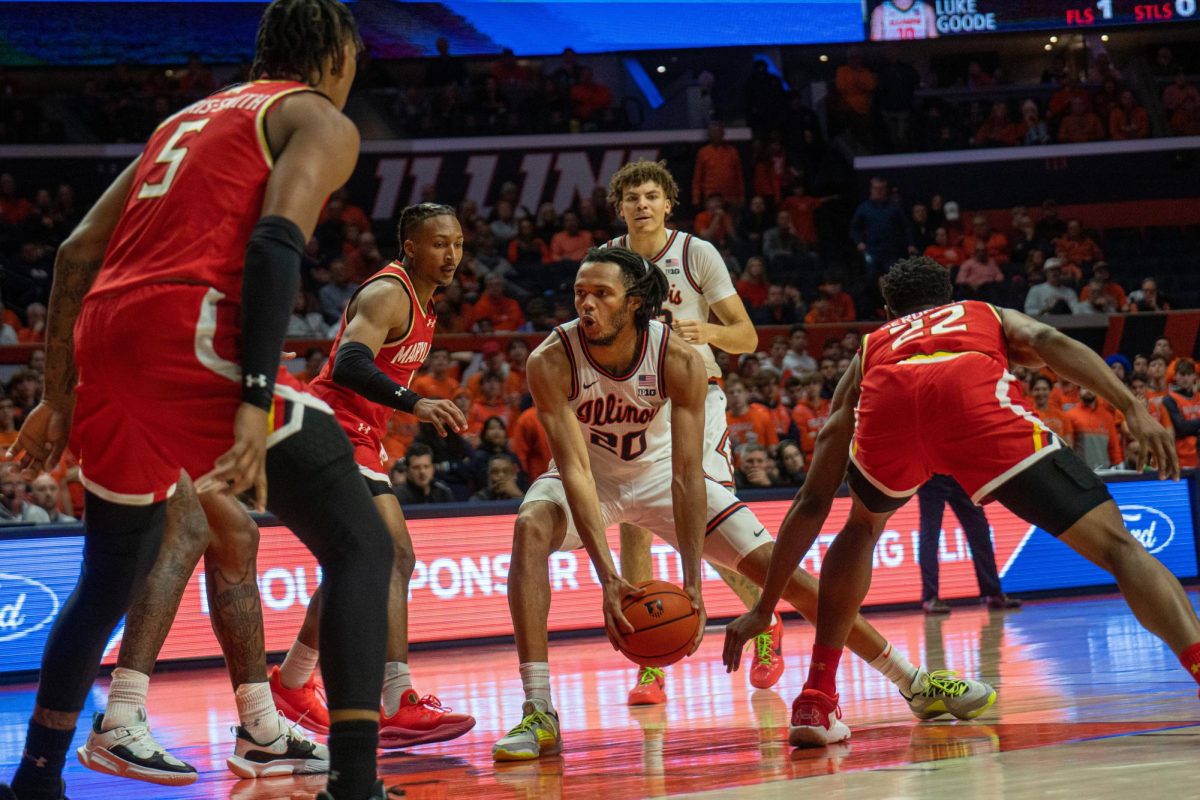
{"left": 73, "top": 283, "right": 329, "bottom": 504}
{"left": 850, "top": 352, "right": 1060, "bottom": 504}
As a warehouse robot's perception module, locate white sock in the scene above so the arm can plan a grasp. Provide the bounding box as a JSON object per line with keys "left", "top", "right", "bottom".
{"left": 279, "top": 641, "right": 319, "bottom": 690}
{"left": 102, "top": 667, "right": 149, "bottom": 730}
{"left": 235, "top": 682, "right": 280, "bottom": 744}
{"left": 868, "top": 643, "right": 919, "bottom": 695}
{"left": 382, "top": 662, "right": 412, "bottom": 717}
{"left": 519, "top": 662, "right": 553, "bottom": 711}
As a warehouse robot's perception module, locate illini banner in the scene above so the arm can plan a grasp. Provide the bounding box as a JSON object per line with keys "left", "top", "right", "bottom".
{"left": 0, "top": 478, "right": 1196, "bottom": 675}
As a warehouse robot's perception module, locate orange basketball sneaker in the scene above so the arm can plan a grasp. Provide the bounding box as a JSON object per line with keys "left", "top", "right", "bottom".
{"left": 749, "top": 613, "right": 785, "bottom": 689}
{"left": 627, "top": 666, "right": 667, "bottom": 706}
{"left": 378, "top": 690, "right": 476, "bottom": 749}
{"left": 268, "top": 665, "right": 330, "bottom": 735}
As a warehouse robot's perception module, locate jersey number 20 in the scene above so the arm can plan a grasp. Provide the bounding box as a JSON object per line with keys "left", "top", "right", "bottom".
{"left": 590, "top": 428, "right": 648, "bottom": 461}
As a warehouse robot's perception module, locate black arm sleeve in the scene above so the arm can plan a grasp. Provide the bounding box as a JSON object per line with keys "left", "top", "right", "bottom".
{"left": 332, "top": 341, "right": 421, "bottom": 413}
{"left": 1161, "top": 395, "right": 1200, "bottom": 437}
{"left": 240, "top": 215, "right": 305, "bottom": 410}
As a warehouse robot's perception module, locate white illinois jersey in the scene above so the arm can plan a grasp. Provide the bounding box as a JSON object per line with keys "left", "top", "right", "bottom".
{"left": 872, "top": 0, "right": 934, "bottom": 40}
{"left": 605, "top": 230, "right": 736, "bottom": 379}
{"left": 553, "top": 318, "right": 673, "bottom": 482}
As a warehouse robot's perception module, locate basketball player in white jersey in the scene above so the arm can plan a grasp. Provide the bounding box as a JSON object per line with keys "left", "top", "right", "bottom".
{"left": 492, "top": 248, "right": 995, "bottom": 762}
{"left": 604, "top": 160, "right": 783, "bottom": 702}
{"left": 870, "top": 0, "right": 938, "bottom": 41}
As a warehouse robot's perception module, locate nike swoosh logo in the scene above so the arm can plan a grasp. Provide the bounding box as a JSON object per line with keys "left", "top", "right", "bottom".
{"left": 754, "top": 528, "right": 767, "bottom": 537}
{"left": 583, "top": 381, "right": 598, "bottom": 390}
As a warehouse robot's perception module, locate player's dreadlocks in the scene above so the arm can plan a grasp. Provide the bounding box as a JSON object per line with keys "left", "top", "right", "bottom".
{"left": 251, "top": 0, "right": 362, "bottom": 85}
{"left": 607, "top": 160, "right": 680, "bottom": 213}
{"left": 583, "top": 246, "right": 669, "bottom": 331}
{"left": 398, "top": 203, "right": 457, "bottom": 243}
{"left": 881, "top": 256, "right": 953, "bottom": 316}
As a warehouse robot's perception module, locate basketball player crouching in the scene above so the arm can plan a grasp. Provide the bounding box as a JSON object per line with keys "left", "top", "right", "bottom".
{"left": 493, "top": 248, "right": 994, "bottom": 761}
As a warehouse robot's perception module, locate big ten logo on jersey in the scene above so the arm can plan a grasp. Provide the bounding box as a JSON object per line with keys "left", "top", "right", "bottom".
{"left": 389, "top": 340, "right": 431, "bottom": 365}
{"left": 886, "top": 302, "right": 967, "bottom": 350}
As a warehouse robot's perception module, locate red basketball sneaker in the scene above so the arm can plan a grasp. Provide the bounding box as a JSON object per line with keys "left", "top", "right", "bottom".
{"left": 789, "top": 689, "right": 851, "bottom": 748}
{"left": 749, "top": 613, "right": 785, "bottom": 689}
{"left": 268, "top": 665, "right": 330, "bottom": 735}
{"left": 378, "top": 691, "right": 476, "bottom": 749}
{"left": 627, "top": 667, "right": 667, "bottom": 706}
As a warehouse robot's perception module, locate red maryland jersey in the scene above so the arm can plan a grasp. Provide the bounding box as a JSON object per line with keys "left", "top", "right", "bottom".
{"left": 861, "top": 301, "right": 1008, "bottom": 374}
{"left": 89, "top": 80, "right": 314, "bottom": 301}
{"left": 307, "top": 263, "right": 437, "bottom": 444}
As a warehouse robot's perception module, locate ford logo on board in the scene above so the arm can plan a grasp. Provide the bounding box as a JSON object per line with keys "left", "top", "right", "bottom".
{"left": 1120, "top": 505, "right": 1175, "bottom": 555}
{"left": 0, "top": 573, "right": 61, "bottom": 643}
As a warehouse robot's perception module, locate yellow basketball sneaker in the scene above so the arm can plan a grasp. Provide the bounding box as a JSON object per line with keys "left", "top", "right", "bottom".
{"left": 492, "top": 701, "right": 562, "bottom": 762}
{"left": 903, "top": 668, "right": 996, "bottom": 720}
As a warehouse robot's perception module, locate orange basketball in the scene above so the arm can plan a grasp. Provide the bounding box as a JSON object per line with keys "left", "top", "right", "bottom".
{"left": 617, "top": 580, "right": 700, "bottom": 668}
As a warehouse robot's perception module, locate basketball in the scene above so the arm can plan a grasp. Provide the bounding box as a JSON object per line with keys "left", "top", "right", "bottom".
{"left": 617, "top": 580, "right": 700, "bottom": 668}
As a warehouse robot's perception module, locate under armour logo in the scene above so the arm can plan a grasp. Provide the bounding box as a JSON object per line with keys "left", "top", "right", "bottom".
{"left": 644, "top": 599, "right": 664, "bottom": 618}
{"left": 793, "top": 708, "right": 821, "bottom": 726}
{"left": 23, "top": 750, "right": 47, "bottom": 768}
{"left": 1192, "top": 663, "right": 1199, "bottom": 674}
{"left": 244, "top": 374, "right": 268, "bottom": 388}
{"left": 357, "top": 422, "right": 371, "bottom": 435}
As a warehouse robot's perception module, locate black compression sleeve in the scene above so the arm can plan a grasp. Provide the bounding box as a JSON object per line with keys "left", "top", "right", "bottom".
{"left": 241, "top": 215, "right": 305, "bottom": 410}
{"left": 332, "top": 340, "right": 422, "bottom": 412}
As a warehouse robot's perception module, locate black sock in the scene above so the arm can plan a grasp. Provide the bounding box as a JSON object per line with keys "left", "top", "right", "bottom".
{"left": 325, "top": 719, "right": 378, "bottom": 800}
{"left": 11, "top": 720, "right": 73, "bottom": 799}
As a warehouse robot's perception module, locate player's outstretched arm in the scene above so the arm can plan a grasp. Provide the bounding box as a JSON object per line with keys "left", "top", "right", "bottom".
{"left": 527, "top": 343, "right": 643, "bottom": 647}
{"left": 1001, "top": 308, "right": 1179, "bottom": 479}
{"left": 197, "top": 94, "right": 359, "bottom": 506}
{"left": 8, "top": 157, "right": 141, "bottom": 473}
{"left": 723, "top": 354, "right": 861, "bottom": 671}
{"left": 663, "top": 337, "right": 709, "bottom": 654}
{"left": 332, "top": 282, "right": 465, "bottom": 436}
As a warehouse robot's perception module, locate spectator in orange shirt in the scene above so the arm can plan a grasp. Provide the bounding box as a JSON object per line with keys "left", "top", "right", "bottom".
{"left": 509, "top": 404, "right": 551, "bottom": 480}
{"left": 1161, "top": 359, "right": 1200, "bottom": 469}
{"left": 467, "top": 273, "right": 525, "bottom": 331}
{"left": 924, "top": 227, "right": 964, "bottom": 269}
{"left": 1146, "top": 355, "right": 1169, "bottom": 401}
{"left": 1078, "top": 263, "right": 1127, "bottom": 312}
{"left": 974, "top": 100, "right": 1020, "bottom": 147}
{"left": 465, "top": 340, "right": 508, "bottom": 399}
{"left": 1053, "top": 219, "right": 1104, "bottom": 267}
{"left": 548, "top": 211, "right": 593, "bottom": 264}
{"left": 412, "top": 347, "right": 461, "bottom": 399}
{"left": 1049, "top": 376, "right": 1081, "bottom": 414}
{"left": 1058, "top": 96, "right": 1106, "bottom": 143}
{"left": 0, "top": 173, "right": 33, "bottom": 224}
{"left": 835, "top": 47, "right": 877, "bottom": 136}
{"left": 961, "top": 215, "right": 1010, "bottom": 265}
{"left": 16, "top": 302, "right": 45, "bottom": 343}
{"left": 691, "top": 121, "right": 745, "bottom": 207}
{"left": 734, "top": 256, "right": 770, "bottom": 308}
{"left": 1170, "top": 93, "right": 1200, "bottom": 136}
{"left": 779, "top": 182, "right": 829, "bottom": 246}
{"left": 568, "top": 66, "right": 613, "bottom": 125}
{"left": 1029, "top": 375, "right": 1073, "bottom": 447}
{"left": 787, "top": 371, "right": 829, "bottom": 458}
{"left": 381, "top": 412, "right": 419, "bottom": 468}
{"left": 317, "top": 187, "right": 371, "bottom": 237}
{"left": 694, "top": 194, "right": 736, "bottom": 247}
{"left": 807, "top": 274, "right": 856, "bottom": 323}
{"left": 467, "top": 372, "right": 514, "bottom": 435}
{"left": 1109, "top": 90, "right": 1150, "bottom": 140}
{"left": 1064, "top": 388, "right": 1122, "bottom": 468}
{"left": 1047, "top": 74, "right": 1091, "bottom": 122}
{"left": 344, "top": 230, "right": 384, "bottom": 283}
{"left": 507, "top": 217, "right": 550, "bottom": 268}
{"left": 504, "top": 338, "right": 530, "bottom": 405}
{"left": 725, "top": 381, "right": 778, "bottom": 453}
{"left": 0, "top": 396, "right": 18, "bottom": 451}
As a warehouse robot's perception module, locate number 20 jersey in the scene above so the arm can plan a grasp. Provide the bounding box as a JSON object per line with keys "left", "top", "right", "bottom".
{"left": 89, "top": 80, "right": 313, "bottom": 302}
{"left": 553, "top": 318, "right": 673, "bottom": 482}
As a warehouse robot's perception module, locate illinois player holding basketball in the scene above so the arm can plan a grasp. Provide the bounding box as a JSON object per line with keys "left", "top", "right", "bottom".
{"left": 492, "top": 248, "right": 993, "bottom": 762}
{"left": 603, "top": 160, "right": 785, "bottom": 702}
{"left": 725, "top": 257, "right": 1200, "bottom": 747}
{"left": 269, "top": 203, "right": 476, "bottom": 748}
{"left": 869, "top": 0, "right": 938, "bottom": 41}
{"left": 2, "top": 2, "right": 396, "bottom": 799}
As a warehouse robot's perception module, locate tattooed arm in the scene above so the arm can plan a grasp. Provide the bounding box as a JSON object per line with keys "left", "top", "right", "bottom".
{"left": 8, "top": 157, "right": 140, "bottom": 472}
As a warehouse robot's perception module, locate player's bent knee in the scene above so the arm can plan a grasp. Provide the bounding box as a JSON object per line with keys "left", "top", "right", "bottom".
{"left": 513, "top": 502, "right": 565, "bottom": 557}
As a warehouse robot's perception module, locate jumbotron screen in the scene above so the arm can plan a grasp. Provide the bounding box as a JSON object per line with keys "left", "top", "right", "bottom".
{"left": 864, "top": 0, "right": 1200, "bottom": 40}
